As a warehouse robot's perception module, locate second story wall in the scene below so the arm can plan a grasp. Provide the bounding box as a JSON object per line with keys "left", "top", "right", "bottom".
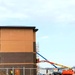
{"left": 0, "top": 28, "right": 36, "bottom": 52}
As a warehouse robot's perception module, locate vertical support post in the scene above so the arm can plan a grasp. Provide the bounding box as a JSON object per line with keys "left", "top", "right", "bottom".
{"left": 12, "top": 67, "right": 14, "bottom": 75}
{"left": 6, "top": 68, "right": 9, "bottom": 75}
{"left": 30, "top": 68, "right": 31, "bottom": 75}
{"left": 23, "top": 67, "right": 25, "bottom": 75}
{"left": 46, "top": 69, "right": 48, "bottom": 75}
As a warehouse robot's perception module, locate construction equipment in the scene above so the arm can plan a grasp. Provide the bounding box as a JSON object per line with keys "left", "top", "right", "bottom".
{"left": 36, "top": 52, "right": 74, "bottom": 75}
{"left": 62, "top": 69, "right": 74, "bottom": 75}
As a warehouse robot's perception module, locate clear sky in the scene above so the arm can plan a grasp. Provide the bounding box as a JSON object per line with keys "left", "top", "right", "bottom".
{"left": 0, "top": 0, "right": 75, "bottom": 68}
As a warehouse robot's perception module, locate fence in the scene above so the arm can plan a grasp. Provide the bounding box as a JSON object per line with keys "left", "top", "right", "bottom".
{"left": 0, "top": 67, "right": 55, "bottom": 75}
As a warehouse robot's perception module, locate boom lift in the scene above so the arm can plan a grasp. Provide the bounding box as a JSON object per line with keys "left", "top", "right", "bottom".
{"left": 36, "top": 52, "right": 74, "bottom": 75}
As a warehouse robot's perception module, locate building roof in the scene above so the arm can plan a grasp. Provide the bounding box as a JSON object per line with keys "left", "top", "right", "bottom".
{"left": 0, "top": 26, "right": 38, "bottom": 32}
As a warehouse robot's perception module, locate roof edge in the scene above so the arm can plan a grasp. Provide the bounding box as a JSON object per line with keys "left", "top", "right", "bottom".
{"left": 0, "top": 26, "right": 38, "bottom": 32}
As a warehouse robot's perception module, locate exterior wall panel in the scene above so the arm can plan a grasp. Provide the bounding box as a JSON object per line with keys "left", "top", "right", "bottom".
{"left": 0, "top": 26, "right": 38, "bottom": 75}
{"left": 0, "top": 52, "right": 35, "bottom": 63}
{"left": 1, "top": 29, "right": 33, "bottom": 41}
{"left": 1, "top": 41, "right": 33, "bottom": 52}
{"left": 0, "top": 28, "right": 34, "bottom": 52}
{"left": 33, "top": 32, "right": 36, "bottom": 42}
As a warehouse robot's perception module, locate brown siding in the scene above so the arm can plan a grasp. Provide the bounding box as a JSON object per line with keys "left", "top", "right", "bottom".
{"left": 1, "top": 41, "right": 33, "bottom": 52}
{"left": 33, "top": 31, "right": 36, "bottom": 42}
{"left": 0, "top": 27, "right": 37, "bottom": 75}
{"left": 0, "top": 28, "right": 34, "bottom": 52}
{"left": 1, "top": 29, "right": 33, "bottom": 41}
{"left": 0, "top": 64, "right": 36, "bottom": 68}
{"left": 0, "top": 52, "right": 36, "bottom": 63}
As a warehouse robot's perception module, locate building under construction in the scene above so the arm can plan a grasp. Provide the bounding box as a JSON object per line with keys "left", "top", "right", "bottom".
{"left": 0, "top": 26, "right": 38, "bottom": 75}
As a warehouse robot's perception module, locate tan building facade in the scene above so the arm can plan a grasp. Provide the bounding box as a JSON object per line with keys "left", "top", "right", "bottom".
{"left": 0, "top": 26, "right": 38, "bottom": 69}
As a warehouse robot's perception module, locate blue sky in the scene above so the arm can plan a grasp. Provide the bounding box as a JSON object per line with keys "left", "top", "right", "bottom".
{"left": 0, "top": 0, "right": 75, "bottom": 68}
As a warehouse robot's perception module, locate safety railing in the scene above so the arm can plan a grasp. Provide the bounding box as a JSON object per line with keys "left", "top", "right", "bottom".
{"left": 0, "top": 67, "right": 55, "bottom": 75}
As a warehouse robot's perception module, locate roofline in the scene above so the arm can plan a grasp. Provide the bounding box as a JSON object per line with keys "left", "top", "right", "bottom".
{"left": 0, "top": 26, "right": 38, "bottom": 32}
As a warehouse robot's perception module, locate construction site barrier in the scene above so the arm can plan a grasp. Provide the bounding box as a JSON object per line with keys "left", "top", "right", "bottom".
{"left": 0, "top": 67, "right": 57, "bottom": 75}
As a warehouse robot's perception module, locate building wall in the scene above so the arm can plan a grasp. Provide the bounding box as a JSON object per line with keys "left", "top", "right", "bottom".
{"left": 0, "top": 28, "right": 35, "bottom": 52}
{"left": 0, "top": 27, "right": 37, "bottom": 69}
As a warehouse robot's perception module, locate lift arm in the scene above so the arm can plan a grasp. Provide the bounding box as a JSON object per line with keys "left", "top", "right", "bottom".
{"left": 39, "top": 60, "right": 71, "bottom": 69}
{"left": 36, "top": 52, "right": 58, "bottom": 68}
{"left": 36, "top": 52, "right": 71, "bottom": 69}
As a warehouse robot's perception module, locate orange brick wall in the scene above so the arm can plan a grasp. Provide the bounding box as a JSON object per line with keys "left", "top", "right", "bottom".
{"left": 0, "top": 28, "right": 35, "bottom": 52}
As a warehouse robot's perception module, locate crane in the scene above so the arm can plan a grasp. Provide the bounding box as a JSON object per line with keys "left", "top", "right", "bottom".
{"left": 36, "top": 52, "right": 74, "bottom": 75}
{"left": 36, "top": 52, "right": 71, "bottom": 69}
{"left": 38, "top": 60, "right": 71, "bottom": 69}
